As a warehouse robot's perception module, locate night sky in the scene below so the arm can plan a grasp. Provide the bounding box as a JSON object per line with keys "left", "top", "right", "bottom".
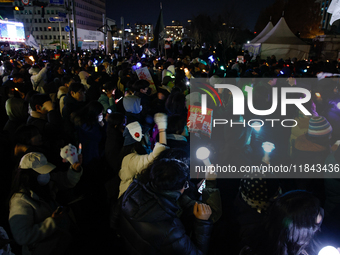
{"left": 106, "top": 0, "right": 277, "bottom": 30}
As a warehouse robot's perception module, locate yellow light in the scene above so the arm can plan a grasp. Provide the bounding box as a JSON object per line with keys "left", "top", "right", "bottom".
{"left": 315, "top": 92, "right": 321, "bottom": 97}
{"left": 15, "top": 6, "right": 19, "bottom": 11}
{"left": 29, "top": 56, "right": 34, "bottom": 62}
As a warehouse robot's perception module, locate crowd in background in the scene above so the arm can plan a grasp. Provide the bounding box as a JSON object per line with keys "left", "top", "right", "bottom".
{"left": 0, "top": 46, "right": 340, "bottom": 255}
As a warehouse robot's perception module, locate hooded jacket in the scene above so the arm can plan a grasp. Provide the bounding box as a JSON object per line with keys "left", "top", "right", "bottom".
{"left": 9, "top": 167, "right": 82, "bottom": 255}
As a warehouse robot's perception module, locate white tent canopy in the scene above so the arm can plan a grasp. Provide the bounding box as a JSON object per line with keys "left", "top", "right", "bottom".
{"left": 245, "top": 17, "right": 310, "bottom": 60}
{"left": 250, "top": 21, "right": 273, "bottom": 43}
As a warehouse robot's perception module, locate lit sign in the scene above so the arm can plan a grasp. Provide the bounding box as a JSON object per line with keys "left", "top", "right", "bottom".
{"left": 0, "top": 20, "right": 25, "bottom": 42}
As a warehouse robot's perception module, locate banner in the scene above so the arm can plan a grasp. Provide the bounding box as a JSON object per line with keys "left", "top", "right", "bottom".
{"left": 77, "top": 28, "right": 104, "bottom": 42}
{"left": 187, "top": 105, "right": 213, "bottom": 138}
{"left": 25, "top": 34, "right": 39, "bottom": 50}
{"left": 78, "top": 41, "right": 98, "bottom": 50}
{"left": 244, "top": 43, "right": 261, "bottom": 57}
{"left": 135, "top": 67, "right": 157, "bottom": 94}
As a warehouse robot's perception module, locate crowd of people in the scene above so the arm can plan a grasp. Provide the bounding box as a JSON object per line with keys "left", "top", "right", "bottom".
{"left": 0, "top": 46, "right": 339, "bottom": 255}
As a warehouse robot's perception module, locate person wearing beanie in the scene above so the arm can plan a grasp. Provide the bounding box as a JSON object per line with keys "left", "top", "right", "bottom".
{"left": 292, "top": 116, "right": 332, "bottom": 193}
{"left": 118, "top": 114, "right": 168, "bottom": 198}
{"left": 293, "top": 116, "right": 332, "bottom": 164}
{"left": 8, "top": 152, "right": 83, "bottom": 255}
{"left": 234, "top": 173, "right": 281, "bottom": 248}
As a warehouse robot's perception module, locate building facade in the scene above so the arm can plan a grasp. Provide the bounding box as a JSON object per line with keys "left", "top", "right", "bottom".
{"left": 134, "top": 23, "right": 153, "bottom": 37}
{"left": 165, "top": 25, "right": 184, "bottom": 41}
{"left": 316, "top": 0, "right": 340, "bottom": 31}
{"left": 12, "top": 0, "right": 105, "bottom": 49}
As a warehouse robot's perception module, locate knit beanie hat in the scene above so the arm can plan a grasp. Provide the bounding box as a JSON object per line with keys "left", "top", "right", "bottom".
{"left": 123, "top": 121, "right": 143, "bottom": 146}
{"left": 240, "top": 173, "right": 281, "bottom": 212}
{"left": 307, "top": 116, "right": 332, "bottom": 138}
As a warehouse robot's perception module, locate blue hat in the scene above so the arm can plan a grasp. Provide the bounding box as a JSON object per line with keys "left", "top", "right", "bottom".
{"left": 308, "top": 116, "right": 332, "bottom": 138}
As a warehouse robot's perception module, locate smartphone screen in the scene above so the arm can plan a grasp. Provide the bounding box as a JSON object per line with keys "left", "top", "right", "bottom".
{"left": 198, "top": 179, "right": 206, "bottom": 194}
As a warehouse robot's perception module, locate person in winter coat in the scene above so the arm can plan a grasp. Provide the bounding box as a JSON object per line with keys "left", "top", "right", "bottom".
{"left": 29, "top": 63, "right": 48, "bottom": 94}
{"left": 118, "top": 113, "right": 168, "bottom": 198}
{"left": 8, "top": 152, "right": 83, "bottom": 255}
{"left": 3, "top": 96, "right": 28, "bottom": 137}
{"left": 98, "top": 81, "right": 117, "bottom": 114}
{"left": 57, "top": 75, "right": 74, "bottom": 116}
{"left": 62, "top": 83, "right": 86, "bottom": 144}
{"left": 119, "top": 158, "right": 213, "bottom": 255}
{"left": 27, "top": 94, "right": 62, "bottom": 142}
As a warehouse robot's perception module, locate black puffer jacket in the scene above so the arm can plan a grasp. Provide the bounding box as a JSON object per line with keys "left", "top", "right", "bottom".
{"left": 120, "top": 180, "right": 213, "bottom": 255}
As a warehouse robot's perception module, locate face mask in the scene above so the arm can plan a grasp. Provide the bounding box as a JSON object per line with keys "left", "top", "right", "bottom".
{"left": 37, "top": 173, "right": 50, "bottom": 186}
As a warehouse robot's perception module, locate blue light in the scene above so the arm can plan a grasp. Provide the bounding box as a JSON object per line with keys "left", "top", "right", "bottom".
{"left": 208, "top": 55, "right": 215, "bottom": 62}
{"left": 337, "top": 102, "right": 340, "bottom": 109}
{"left": 303, "top": 69, "right": 307, "bottom": 73}
{"left": 141, "top": 54, "right": 146, "bottom": 58}
{"left": 280, "top": 71, "right": 284, "bottom": 75}
{"left": 136, "top": 62, "right": 142, "bottom": 68}
{"left": 220, "top": 66, "right": 225, "bottom": 71}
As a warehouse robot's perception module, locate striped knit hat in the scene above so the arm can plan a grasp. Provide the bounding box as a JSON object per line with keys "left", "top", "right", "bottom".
{"left": 307, "top": 116, "right": 332, "bottom": 138}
